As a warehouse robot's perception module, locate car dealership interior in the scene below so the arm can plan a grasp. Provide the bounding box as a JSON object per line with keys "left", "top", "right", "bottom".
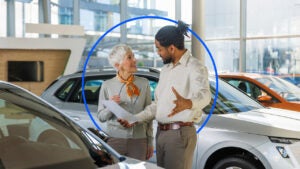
{"left": 1, "top": 0, "right": 300, "bottom": 169}
{"left": 1, "top": 0, "right": 300, "bottom": 93}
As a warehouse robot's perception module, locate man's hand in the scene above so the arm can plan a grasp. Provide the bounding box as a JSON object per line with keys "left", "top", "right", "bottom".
{"left": 168, "top": 87, "right": 192, "bottom": 117}
{"left": 117, "top": 119, "right": 135, "bottom": 128}
{"left": 146, "top": 146, "right": 154, "bottom": 160}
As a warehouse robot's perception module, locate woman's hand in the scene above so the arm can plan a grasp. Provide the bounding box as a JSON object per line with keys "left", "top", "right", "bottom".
{"left": 111, "top": 95, "right": 121, "bottom": 104}
{"left": 146, "top": 146, "right": 154, "bottom": 160}
{"left": 117, "top": 119, "right": 136, "bottom": 128}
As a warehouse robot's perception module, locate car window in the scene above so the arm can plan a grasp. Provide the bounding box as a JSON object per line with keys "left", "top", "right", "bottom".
{"left": 203, "top": 78, "right": 263, "bottom": 114}
{"left": 228, "top": 80, "right": 249, "bottom": 93}
{"left": 281, "top": 76, "right": 300, "bottom": 86}
{"left": 0, "top": 98, "right": 96, "bottom": 169}
{"left": 55, "top": 79, "right": 77, "bottom": 101}
{"left": 227, "top": 79, "right": 261, "bottom": 98}
{"left": 149, "top": 80, "right": 158, "bottom": 100}
{"left": 226, "top": 79, "right": 276, "bottom": 101}
{"left": 256, "top": 76, "right": 300, "bottom": 101}
{"left": 69, "top": 79, "right": 103, "bottom": 105}
{"left": 295, "top": 77, "right": 300, "bottom": 83}
{"left": 57, "top": 74, "right": 158, "bottom": 105}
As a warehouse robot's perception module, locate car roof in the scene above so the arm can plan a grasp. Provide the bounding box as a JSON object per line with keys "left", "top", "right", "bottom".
{"left": 59, "top": 67, "right": 160, "bottom": 80}
{"left": 278, "top": 73, "right": 300, "bottom": 77}
{"left": 218, "top": 72, "right": 269, "bottom": 79}
{"left": 75, "top": 67, "right": 160, "bottom": 74}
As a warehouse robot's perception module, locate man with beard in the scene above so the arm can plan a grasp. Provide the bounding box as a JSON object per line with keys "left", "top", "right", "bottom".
{"left": 118, "top": 20, "right": 211, "bottom": 169}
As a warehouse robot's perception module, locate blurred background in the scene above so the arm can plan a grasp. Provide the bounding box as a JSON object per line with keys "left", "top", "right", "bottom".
{"left": 1, "top": 0, "right": 300, "bottom": 93}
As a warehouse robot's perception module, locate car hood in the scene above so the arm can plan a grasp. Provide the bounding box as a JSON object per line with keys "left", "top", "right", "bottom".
{"left": 100, "top": 157, "right": 162, "bottom": 169}
{"left": 204, "top": 108, "right": 300, "bottom": 139}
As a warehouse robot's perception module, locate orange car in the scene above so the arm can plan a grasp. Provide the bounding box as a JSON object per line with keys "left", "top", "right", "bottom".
{"left": 219, "top": 73, "right": 300, "bottom": 111}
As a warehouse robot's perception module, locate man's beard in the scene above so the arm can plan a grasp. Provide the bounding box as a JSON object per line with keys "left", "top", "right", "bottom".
{"left": 162, "top": 55, "right": 173, "bottom": 64}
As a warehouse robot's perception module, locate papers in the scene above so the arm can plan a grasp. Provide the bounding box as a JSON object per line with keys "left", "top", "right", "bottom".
{"left": 102, "top": 100, "right": 138, "bottom": 123}
{"left": 118, "top": 162, "right": 146, "bottom": 169}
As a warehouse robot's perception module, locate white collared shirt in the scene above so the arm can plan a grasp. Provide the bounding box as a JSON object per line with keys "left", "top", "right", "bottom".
{"left": 136, "top": 50, "right": 211, "bottom": 123}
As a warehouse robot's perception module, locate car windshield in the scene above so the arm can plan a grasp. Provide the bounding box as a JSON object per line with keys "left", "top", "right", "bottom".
{"left": 203, "top": 78, "right": 263, "bottom": 114}
{"left": 281, "top": 76, "right": 300, "bottom": 85}
{"left": 256, "top": 76, "right": 300, "bottom": 101}
{"left": 0, "top": 83, "right": 113, "bottom": 169}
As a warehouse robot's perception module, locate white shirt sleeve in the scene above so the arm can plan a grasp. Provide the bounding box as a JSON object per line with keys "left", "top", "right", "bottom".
{"left": 190, "top": 63, "right": 211, "bottom": 111}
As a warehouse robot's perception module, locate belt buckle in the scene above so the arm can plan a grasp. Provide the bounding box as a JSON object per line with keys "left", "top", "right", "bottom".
{"left": 171, "top": 123, "right": 180, "bottom": 130}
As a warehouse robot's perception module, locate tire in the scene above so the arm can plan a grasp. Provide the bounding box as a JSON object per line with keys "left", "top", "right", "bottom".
{"left": 212, "top": 155, "right": 259, "bottom": 169}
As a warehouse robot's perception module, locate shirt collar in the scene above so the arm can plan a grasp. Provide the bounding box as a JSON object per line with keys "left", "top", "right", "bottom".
{"left": 178, "top": 50, "right": 190, "bottom": 66}
{"left": 166, "top": 49, "right": 191, "bottom": 68}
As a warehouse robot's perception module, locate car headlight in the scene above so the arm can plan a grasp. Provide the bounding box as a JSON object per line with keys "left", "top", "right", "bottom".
{"left": 269, "top": 136, "right": 300, "bottom": 158}
{"left": 269, "top": 136, "right": 300, "bottom": 144}
{"left": 276, "top": 146, "right": 289, "bottom": 158}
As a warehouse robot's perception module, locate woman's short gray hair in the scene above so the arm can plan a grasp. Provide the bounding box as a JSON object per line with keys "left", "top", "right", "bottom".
{"left": 108, "top": 44, "right": 132, "bottom": 67}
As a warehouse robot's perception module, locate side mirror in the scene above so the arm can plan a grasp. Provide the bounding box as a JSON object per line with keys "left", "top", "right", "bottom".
{"left": 257, "top": 95, "right": 272, "bottom": 103}
{"left": 88, "top": 128, "right": 110, "bottom": 142}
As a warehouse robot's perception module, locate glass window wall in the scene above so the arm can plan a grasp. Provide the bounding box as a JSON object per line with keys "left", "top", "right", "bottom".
{"left": 6, "top": 0, "right": 300, "bottom": 75}
{"left": 205, "top": 41, "right": 240, "bottom": 73}
{"left": 79, "top": 0, "right": 121, "bottom": 69}
{"left": 247, "top": 0, "right": 300, "bottom": 36}
{"left": 14, "top": 0, "right": 39, "bottom": 37}
{"left": 246, "top": 0, "right": 300, "bottom": 74}
{"left": 51, "top": 0, "right": 73, "bottom": 25}
{"left": 79, "top": 0, "right": 172, "bottom": 70}
{"left": 205, "top": 0, "right": 240, "bottom": 39}
{"left": 15, "top": 1, "right": 24, "bottom": 37}
{"left": 181, "top": 0, "right": 192, "bottom": 24}
{"left": 247, "top": 38, "right": 300, "bottom": 74}
{"left": 24, "top": 0, "right": 39, "bottom": 24}
{"left": 0, "top": 0, "right": 7, "bottom": 37}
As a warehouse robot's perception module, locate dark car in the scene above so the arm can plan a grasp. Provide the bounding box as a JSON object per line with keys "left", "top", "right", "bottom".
{"left": 0, "top": 80, "right": 161, "bottom": 169}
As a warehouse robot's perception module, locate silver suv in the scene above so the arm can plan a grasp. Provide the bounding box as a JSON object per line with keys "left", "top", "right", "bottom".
{"left": 41, "top": 67, "right": 159, "bottom": 130}
{"left": 42, "top": 68, "right": 300, "bottom": 169}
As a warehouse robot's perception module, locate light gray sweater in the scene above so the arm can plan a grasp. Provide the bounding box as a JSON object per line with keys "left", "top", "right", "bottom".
{"left": 97, "top": 76, "right": 153, "bottom": 147}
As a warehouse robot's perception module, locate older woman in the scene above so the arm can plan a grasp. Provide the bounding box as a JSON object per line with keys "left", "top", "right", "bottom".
{"left": 97, "top": 44, "right": 153, "bottom": 160}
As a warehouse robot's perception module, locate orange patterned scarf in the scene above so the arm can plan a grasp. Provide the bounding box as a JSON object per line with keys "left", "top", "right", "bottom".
{"left": 117, "top": 72, "right": 140, "bottom": 97}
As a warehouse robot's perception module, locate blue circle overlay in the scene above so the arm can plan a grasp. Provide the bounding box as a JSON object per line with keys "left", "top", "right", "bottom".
{"left": 81, "top": 15, "right": 219, "bottom": 134}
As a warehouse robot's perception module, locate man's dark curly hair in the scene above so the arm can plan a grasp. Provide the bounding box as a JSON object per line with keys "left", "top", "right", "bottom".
{"left": 155, "top": 20, "right": 189, "bottom": 50}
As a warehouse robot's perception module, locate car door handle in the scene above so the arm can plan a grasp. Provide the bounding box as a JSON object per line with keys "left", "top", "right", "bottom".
{"left": 71, "top": 116, "right": 80, "bottom": 121}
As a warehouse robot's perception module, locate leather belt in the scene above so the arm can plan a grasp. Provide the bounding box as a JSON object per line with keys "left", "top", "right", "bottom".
{"left": 158, "top": 122, "right": 193, "bottom": 131}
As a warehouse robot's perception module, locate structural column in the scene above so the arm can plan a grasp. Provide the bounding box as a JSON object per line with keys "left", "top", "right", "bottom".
{"left": 175, "top": 0, "right": 181, "bottom": 20}
{"left": 192, "top": 0, "right": 205, "bottom": 64}
{"left": 73, "top": 0, "right": 80, "bottom": 25}
{"left": 39, "top": 0, "right": 51, "bottom": 24}
{"left": 120, "top": 0, "right": 128, "bottom": 43}
{"left": 7, "top": 0, "right": 15, "bottom": 37}
{"left": 240, "top": 0, "right": 247, "bottom": 72}
{"left": 38, "top": 0, "right": 51, "bottom": 38}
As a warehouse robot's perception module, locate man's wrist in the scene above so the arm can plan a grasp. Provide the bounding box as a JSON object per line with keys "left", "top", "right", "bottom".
{"left": 186, "top": 99, "right": 193, "bottom": 109}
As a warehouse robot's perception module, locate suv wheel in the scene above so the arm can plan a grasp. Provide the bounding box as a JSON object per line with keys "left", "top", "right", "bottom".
{"left": 212, "top": 155, "right": 259, "bottom": 169}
